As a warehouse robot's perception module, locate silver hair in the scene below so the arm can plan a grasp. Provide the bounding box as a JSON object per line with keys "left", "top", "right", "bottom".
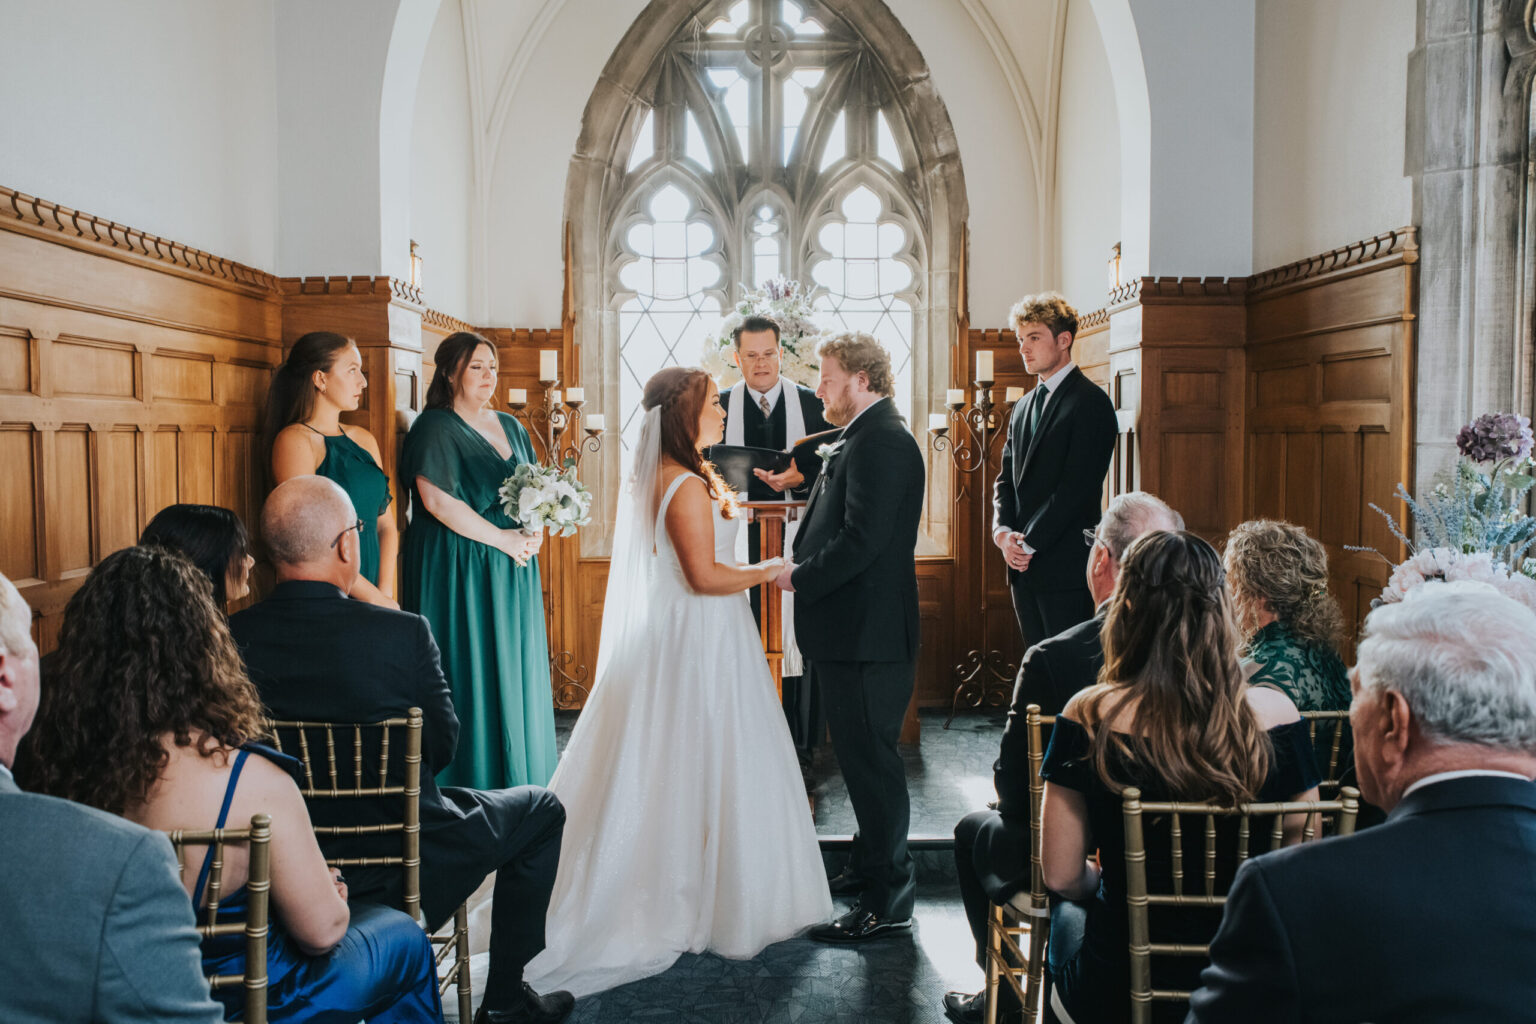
{"left": 1097, "top": 491, "right": 1184, "bottom": 561}
{"left": 261, "top": 476, "right": 358, "bottom": 567}
{"left": 0, "top": 572, "right": 30, "bottom": 657}
{"left": 1357, "top": 582, "right": 1536, "bottom": 751}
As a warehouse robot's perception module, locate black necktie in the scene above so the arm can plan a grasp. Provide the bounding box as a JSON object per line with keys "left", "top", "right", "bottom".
{"left": 1029, "top": 384, "right": 1050, "bottom": 434}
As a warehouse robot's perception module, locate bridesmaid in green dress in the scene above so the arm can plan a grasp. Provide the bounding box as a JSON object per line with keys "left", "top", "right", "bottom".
{"left": 400, "top": 331, "right": 556, "bottom": 789}
{"left": 264, "top": 331, "right": 399, "bottom": 608}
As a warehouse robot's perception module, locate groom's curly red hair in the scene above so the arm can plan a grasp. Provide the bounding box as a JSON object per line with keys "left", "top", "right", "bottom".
{"left": 643, "top": 367, "right": 736, "bottom": 518}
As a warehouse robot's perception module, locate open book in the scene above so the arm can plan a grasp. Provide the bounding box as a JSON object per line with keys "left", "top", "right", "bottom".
{"left": 706, "top": 427, "right": 844, "bottom": 494}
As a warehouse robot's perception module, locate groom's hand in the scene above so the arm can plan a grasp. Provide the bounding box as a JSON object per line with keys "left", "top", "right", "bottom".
{"left": 775, "top": 560, "right": 797, "bottom": 592}
{"left": 754, "top": 464, "right": 805, "bottom": 492}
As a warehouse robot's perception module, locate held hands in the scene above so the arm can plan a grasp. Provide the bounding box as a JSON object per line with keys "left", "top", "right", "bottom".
{"left": 994, "top": 528, "right": 1033, "bottom": 572}
{"left": 756, "top": 557, "right": 785, "bottom": 586}
{"left": 502, "top": 528, "right": 545, "bottom": 566}
{"left": 774, "top": 559, "right": 797, "bottom": 593}
{"left": 753, "top": 464, "right": 806, "bottom": 492}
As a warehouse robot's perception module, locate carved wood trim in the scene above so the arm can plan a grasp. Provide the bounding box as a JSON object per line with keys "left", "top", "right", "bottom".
{"left": 0, "top": 187, "right": 280, "bottom": 294}
{"left": 422, "top": 306, "right": 476, "bottom": 335}
{"left": 1246, "top": 227, "right": 1418, "bottom": 295}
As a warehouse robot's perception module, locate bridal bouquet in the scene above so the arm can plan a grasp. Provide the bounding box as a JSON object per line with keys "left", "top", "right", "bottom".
{"left": 701, "top": 276, "right": 824, "bottom": 388}
{"left": 1355, "top": 411, "right": 1536, "bottom": 611}
{"left": 498, "top": 460, "right": 593, "bottom": 537}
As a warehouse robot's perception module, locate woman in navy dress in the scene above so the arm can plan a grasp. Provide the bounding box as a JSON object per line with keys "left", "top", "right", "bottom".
{"left": 19, "top": 545, "right": 441, "bottom": 1022}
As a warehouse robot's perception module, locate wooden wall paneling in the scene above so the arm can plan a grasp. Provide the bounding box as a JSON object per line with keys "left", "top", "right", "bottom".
{"left": 1, "top": 188, "right": 283, "bottom": 648}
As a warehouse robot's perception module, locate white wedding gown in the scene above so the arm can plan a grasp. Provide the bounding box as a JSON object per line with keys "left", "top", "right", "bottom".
{"left": 522, "top": 472, "right": 832, "bottom": 998}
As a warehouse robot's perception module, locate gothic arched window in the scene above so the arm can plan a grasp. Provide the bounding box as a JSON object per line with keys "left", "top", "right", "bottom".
{"left": 607, "top": 0, "right": 927, "bottom": 456}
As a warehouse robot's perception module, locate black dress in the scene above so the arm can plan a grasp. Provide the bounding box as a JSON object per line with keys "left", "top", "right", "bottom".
{"left": 1040, "top": 716, "right": 1320, "bottom": 1023}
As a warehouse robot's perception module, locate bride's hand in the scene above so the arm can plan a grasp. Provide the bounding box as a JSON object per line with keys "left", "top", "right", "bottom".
{"left": 755, "top": 557, "right": 785, "bottom": 584}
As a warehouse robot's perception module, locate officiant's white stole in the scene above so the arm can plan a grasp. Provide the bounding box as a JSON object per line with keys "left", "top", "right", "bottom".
{"left": 726, "top": 377, "right": 806, "bottom": 675}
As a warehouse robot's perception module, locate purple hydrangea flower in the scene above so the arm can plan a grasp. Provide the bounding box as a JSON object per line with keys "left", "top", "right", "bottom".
{"left": 1457, "top": 412, "right": 1535, "bottom": 462}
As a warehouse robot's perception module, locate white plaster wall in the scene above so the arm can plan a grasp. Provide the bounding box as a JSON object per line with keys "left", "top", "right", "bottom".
{"left": 411, "top": 0, "right": 475, "bottom": 321}
{"left": 0, "top": 0, "right": 279, "bottom": 270}
{"left": 1055, "top": 0, "right": 1122, "bottom": 312}
{"left": 478, "top": 0, "right": 1040, "bottom": 327}
{"left": 1252, "top": 0, "right": 1414, "bottom": 271}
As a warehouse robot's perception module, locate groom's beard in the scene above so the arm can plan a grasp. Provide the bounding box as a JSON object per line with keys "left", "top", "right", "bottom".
{"left": 822, "top": 385, "right": 856, "bottom": 426}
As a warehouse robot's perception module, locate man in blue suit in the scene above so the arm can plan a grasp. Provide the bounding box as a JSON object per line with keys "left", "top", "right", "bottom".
{"left": 0, "top": 571, "right": 221, "bottom": 1024}
{"left": 1188, "top": 582, "right": 1536, "bottom": 1022}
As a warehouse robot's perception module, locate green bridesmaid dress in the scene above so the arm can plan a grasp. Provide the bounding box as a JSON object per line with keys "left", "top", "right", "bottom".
{"left": 309, "top": 426, "right": 392, "bottom": 586}
{"left": 399, "top": 407, "right": 558, "bottom": 789}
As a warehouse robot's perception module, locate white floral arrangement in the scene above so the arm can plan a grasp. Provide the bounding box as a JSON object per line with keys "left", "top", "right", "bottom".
{"left": 701, "top": 276, "right": 824, "bottom": 389}
{"left": 1357, "top": 411, "right": 1536, "bottom": 611}
{"left": 498, "top": 460, "right": 592, "bottom": 538}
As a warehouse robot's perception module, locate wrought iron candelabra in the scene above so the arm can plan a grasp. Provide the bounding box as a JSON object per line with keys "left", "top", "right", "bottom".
{"left": 506, "top": 363, "right": 605, "bottom": 708}
{"left": 929, "top": 370, "right": 1022, "bottom": 727}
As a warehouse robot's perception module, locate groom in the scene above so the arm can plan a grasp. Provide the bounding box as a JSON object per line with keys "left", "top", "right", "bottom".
{"left": 775, "top": 331, "right": 925, "bottom": 942}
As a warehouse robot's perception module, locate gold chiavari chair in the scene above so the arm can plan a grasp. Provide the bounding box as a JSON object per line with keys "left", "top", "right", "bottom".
{"left": 983, "top": 703, "right": 1055, "bottom": 1024}
{"left": 1298, "top": 709, "right": 1353, "bottom": 798}
{"left": 267, "top": 709, "right": 472, "bottom": 1022}
{"left": 166, "top": 813, "right": 272, "bottom": 1024}
{"left": 1120, "top": 784, "right": 1360, "bottom": 1023}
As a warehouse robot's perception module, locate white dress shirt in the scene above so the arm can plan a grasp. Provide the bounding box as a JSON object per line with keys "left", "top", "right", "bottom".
{"left": 1401, "top": 768, "right": 1531, "bottom": 798}
{"left": 747, "top": 380, "right": 784, "bottom": 413}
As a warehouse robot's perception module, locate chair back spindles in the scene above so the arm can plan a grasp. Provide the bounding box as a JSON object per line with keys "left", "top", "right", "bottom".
{"left": 164, "top": 813, "right": 271, "bottom": 1024}
{"left": 1299, "top": 709, "right": 1353, "bottom": 797}
{"left": 1120, "top": 787, "right": 1360, "bottom": 1020}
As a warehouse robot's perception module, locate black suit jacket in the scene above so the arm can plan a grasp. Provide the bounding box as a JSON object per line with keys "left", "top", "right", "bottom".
{"left": 718, "top": 382, "right": 833, "bottom": 501}
{"left": 229, "top": 581, "right": 516, "bottom": 924}
{"left": 1188, "top": 775, "right": 1536, "bottom": 1023}
{"left": 791, "top": 397, "right": 924, "bottom": 663}
{"left": 992, "top": 609, "right": 1105, "bottom": 821}
{"left": 992, "top": 366, "right": 1117, "bottom": 591}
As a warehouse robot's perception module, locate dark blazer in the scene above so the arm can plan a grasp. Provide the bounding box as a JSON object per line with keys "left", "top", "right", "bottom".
{"left": 791, "top": 397, "right": 925, "bottom": 663}
{"left": 719, "top": 381, "right": 833, "bottom": 501}
{"left": 0, "top": 773, "right": 222, "bottom": 1023}
{"left": 1188, "top": 775, "right": 1536, "bottom": 1023}
{"left": 993, "top": 609, "right": 1105, "bottom": 821}
{"left": 992, "top": 366, "right": 1117, "bottom": 591}
{"left": 230, "top": 581, "right": 518, "bottom": 924}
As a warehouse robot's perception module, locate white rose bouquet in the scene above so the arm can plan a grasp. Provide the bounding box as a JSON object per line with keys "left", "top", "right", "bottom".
{"left": 498, "top": 460, "right": 593, "bottom": 538}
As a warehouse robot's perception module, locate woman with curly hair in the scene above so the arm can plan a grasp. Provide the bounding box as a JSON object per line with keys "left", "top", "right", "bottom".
{"left": 18, "top": 545, "right": 442, "bottom": 1023}
{"left": 1039, "top": 531, "right": 1320, "bottom": 1023}
{"left": 1224, "top": 519, "right": 1351, "bottom": 711}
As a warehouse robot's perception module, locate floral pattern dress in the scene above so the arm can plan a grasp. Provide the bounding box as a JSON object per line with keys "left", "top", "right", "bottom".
{"left": 1242, "top": 620, "right": 1351, "bottom": 712}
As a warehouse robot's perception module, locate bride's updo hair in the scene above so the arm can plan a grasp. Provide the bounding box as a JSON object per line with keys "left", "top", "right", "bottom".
{"left": 643, "top": 366, "right": 735, "bottom": 518}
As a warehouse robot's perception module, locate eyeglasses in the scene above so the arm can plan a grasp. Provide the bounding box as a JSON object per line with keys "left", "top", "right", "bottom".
{"left": 331, "top": 518, "right": 365, "bottom": 549}
{"left": 1083, "top": 528, "right": 1100, "bottom": 548}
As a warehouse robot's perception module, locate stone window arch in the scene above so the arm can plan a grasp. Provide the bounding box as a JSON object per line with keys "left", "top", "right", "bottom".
{"left": 571, "top": 0, "right": 967, "bottom": 554}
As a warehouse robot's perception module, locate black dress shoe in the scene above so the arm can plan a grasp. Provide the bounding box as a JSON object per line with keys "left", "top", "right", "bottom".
{"left": 825, "top": 869, "right": 863, "bottom": 896}
{"left": 808, "top": 905, "right": 912, "bottom": 943}
{"left": 942, "top": 990, "right": 985, "bottom": 1024}
{"left": 473, "top": 983, "right": 576, "bottom": 1024}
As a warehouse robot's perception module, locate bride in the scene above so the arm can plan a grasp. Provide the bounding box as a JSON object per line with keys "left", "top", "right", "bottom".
{"left": 522, "top": 366, "right": 833, "bottom": 997}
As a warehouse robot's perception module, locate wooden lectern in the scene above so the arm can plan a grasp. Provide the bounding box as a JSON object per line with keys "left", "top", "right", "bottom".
{"left": 739, "top": 500, "right": 803, "bottom": 699}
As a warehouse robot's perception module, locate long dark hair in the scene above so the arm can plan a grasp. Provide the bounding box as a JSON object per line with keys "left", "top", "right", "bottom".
{"left": 262, "top": 331, "right": 354, "bottom": 458}
{"left": 16, "top": 546, "right": 266, "bottom": 815}
{"left": 1077, "top": 530, "right": 1270, "bottom": 804}
{"left": 139, "top": 504, "right": 251, "bottom": 607}
{"left": 426, "top": 331, "right": 496, "bottom": 410}
{"left": 643, "top": 366, "right": 734, "bottom": 517}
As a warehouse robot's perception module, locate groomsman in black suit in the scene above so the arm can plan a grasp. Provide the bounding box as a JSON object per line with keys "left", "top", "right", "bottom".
{"left": 941, "top": 492, "right": 1182, "bottom": 1024}
{"left": 229, "top": 477, "right": 573, "bottom": 1024}
{"left": 718, "top": 316, "right": 833, "bottom": 758}
{"left": 776, "top": 332, "right": 925, "bottom": 942}
{"left": 992, "top": 293, "right": 1118, "bottom": 649}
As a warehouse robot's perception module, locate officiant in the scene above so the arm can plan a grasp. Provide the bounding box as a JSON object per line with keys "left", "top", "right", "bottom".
{"left": 719, "top": 315, "right": 833, "bottom": 760}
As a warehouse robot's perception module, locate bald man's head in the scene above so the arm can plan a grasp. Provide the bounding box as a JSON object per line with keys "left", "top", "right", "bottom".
{"left": 262, "top": 476, "right": 358, "bottom": 570}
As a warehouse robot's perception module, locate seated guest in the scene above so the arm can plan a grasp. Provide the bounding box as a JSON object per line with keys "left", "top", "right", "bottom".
{"left": 17, "top": 547, "right": 442, "bottom": 1023}
{"left": 229, "top": 476, "right": 572, "bottom": 1024}
{"left": 140, "top": 503, "right": 256, "bottom": 610}
{"left": 1040, "top": 531, "right": 1319, "bottom": 1024}
{"left": 1224, "top": 519, "right": 1350, "bottom": 711}
{"left": 0, "top": 570, "right": 223, "bottom": 1024}
{"left": 944, "top": 491, "right": 1182, "bottom": 1024}
{"left": 1189, "top": 582, "right": 1536, "bottom": 1021}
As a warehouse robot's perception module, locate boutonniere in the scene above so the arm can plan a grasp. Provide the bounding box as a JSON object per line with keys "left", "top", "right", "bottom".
{"left": 816, "top": 439, "right": 847, "bottom": 465}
